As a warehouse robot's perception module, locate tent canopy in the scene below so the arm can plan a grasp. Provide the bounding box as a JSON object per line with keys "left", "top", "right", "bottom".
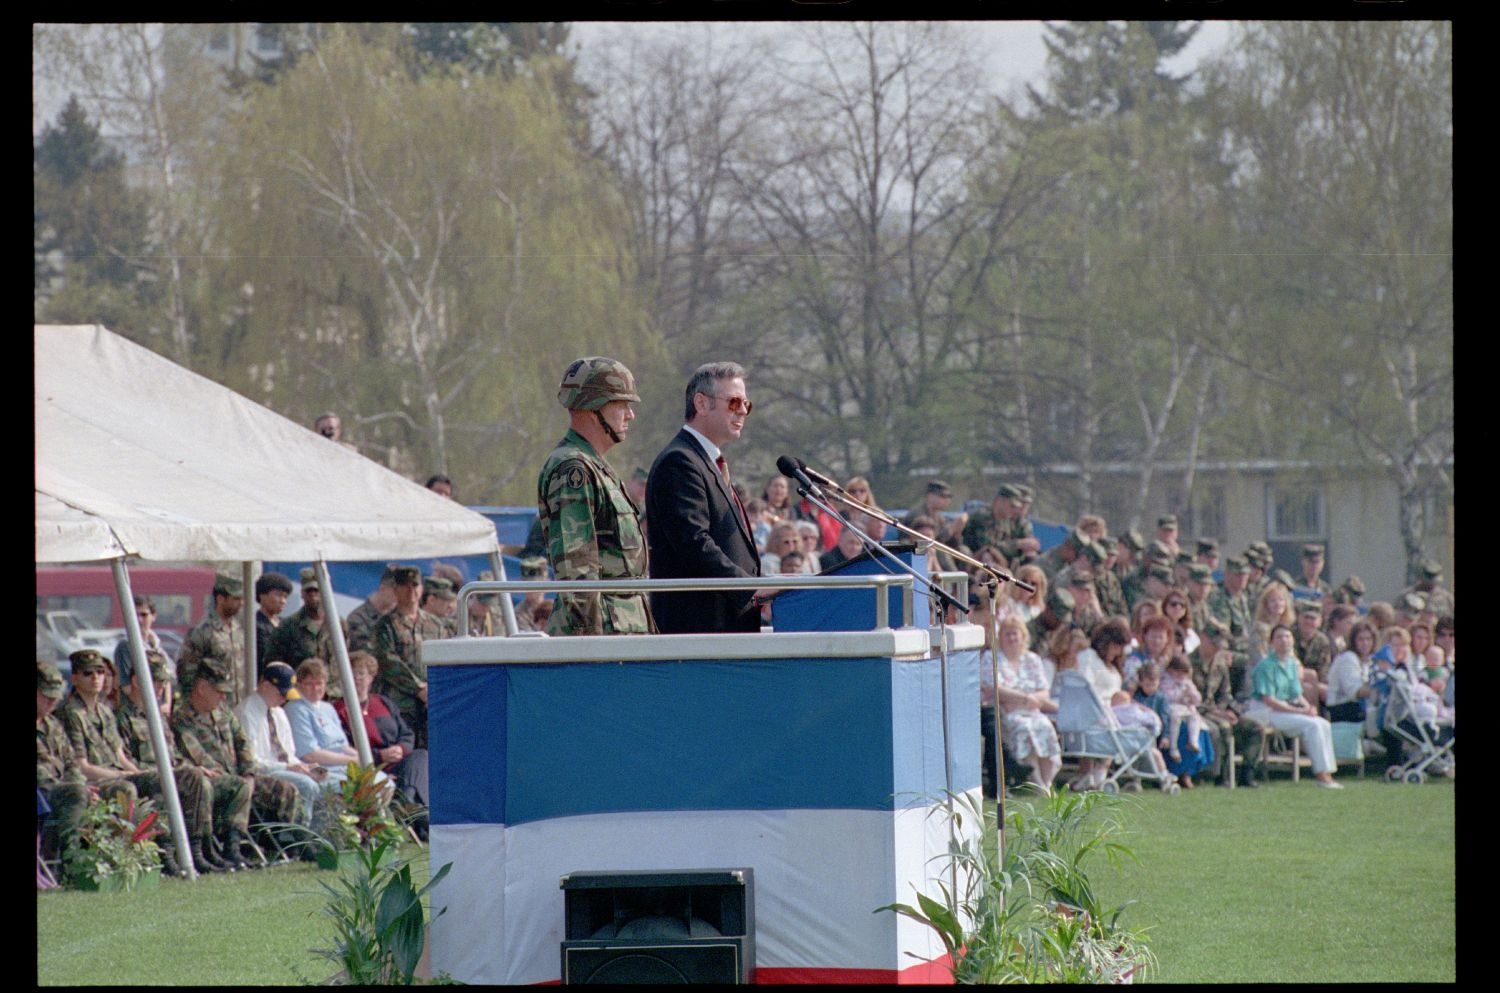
{"left": 35, "top": 324, "right": 500, "bottom": 564}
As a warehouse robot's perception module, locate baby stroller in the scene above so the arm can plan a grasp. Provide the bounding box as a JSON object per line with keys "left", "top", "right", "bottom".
{"left": 1052, "top": 670, "right": 1180, "bottom": 794}
{"left": 1379, "top": 668, "right": 1455, "bottom": 784}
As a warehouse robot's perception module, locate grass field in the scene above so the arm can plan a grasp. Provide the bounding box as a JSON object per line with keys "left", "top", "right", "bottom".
{"left": 38, "top": 779, "right": 1454, "bottom": 984}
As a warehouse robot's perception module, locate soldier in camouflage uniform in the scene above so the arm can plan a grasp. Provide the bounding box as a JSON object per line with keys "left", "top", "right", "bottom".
{"left": 1093, "top": 536, "right": 1129, "bottom": 619}
{"left": 1186, "top": 564, "right": 1218, "bottom": 640}
{"left": 1403, "top": 560, "right": 1455, "bottom": 618}
{"left": 962, "top": 484, "right": 1041, "bottom": 564}
{"left": 420, "top": 576, "right": 461, "bottom": 638}
{"left": 345, "top": 566, "right": 400, "bottom": 654}
{"left": 1067, "top": 571, "right": 1105, "bottom": 634}
{"left": 1192, "top": 623, "right": 1267, "bottom": 787}
{"left": 510, "top": 558, "right": 551, "bottom": 632}
{"left": 115, "top": 650, "right": 232, "bottom": 874}
{"left": 177, "top": 574, "right": 246, "bottom": 704}
{"left": 537, "top": 356, "right": 653, "bottom": 636}
{"left": 264, "top": 568, "right": 348, "bottom": 690}
{"left": 37, "top": 661, "right": 93, "bottom": 862}
{"left": 1028, "top": 586, "right": 1075, "bottom": 653}
{"left": 61, "top": 651, "right": 163, "bottom": 808}
{"left": 1054, "top": 536, "right": 1106, "bottom": 597}
{"left": 173, "top": 657, "right": 290, "bottom": 870}
{"left": 371, "top": 565, "right": 445, "bottom": 749}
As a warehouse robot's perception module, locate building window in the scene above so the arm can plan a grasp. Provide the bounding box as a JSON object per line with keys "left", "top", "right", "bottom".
{"left": 208, "top": 25, "right": 231, "bottom": 51}
{"left": 255, "top": 23, "right": 282, "bottom": 53}
{"left": 1267, "top": 483, "right": 1324, "bottom": 540}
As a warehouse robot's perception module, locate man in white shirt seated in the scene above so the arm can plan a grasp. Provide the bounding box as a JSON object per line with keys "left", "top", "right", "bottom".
{"left": 235, "top": 662, "right": 325, "bottom": 824}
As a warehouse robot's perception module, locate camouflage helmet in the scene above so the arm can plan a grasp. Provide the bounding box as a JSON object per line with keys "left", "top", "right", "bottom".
{"left": 558, "top": 357, "right": 640, "bottom": 412}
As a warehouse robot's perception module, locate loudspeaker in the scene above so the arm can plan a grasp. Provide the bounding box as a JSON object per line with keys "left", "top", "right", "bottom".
{"left": 560, "top": 868, "right": 754, "bottom": 984}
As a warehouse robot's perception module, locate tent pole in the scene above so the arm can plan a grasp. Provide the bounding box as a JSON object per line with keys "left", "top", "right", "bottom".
{"left": 491, "top": 550, "right": 519, "bottom": 636}
{"left": 241, "top": 562, "right": 257, "bottom": 700}
{"left": 316, "top": 558, "right": 372, "bottom": 766}
{"left": 111, "top": 559, "right": 196, "bottom": 881}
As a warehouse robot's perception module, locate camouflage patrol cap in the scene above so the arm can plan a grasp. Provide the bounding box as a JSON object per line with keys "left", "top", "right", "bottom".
{"left": 424, "top": 576, "right": 457, "bottom": 599}
{"left": 1196, "top": 538, "right": 1219, "bottom": 556}
{"left": 1016, "top": 485, "right": 1035, "bottom": 501}
{"left": 1188, "top": 564, "right": 1213, "bottom": 583}
{"left": 1301, "top": 543, "right": 1325, "bottom": 559}
{"left": 1157, "top": 514, "right": 1178, "bottom": 530}
{"left": 70, "top": 649, "right": 109, "bottom": 674}
{"left": 1120, "top": 528, "right": 1145, "bottom": 553}
{"left": 143, "top": 649, "right": 171, "bottom": 685}
{"left": 1069, "top": 570, "right": 1095, "bottom": 588}
{"left": 1399, "top": 591, "right": 1427, "bottom": 614}
{"left": 1047, "top": 586, "right": 1076, "bottom": 614}
{"left": 1224, "top": 556, "right": 1250, "bottom": 574}
{"left": 1146, "top": 564, "right": 1174, "bottom": 585}
{"left": 1068, "top": 528, "right": 1091, "bottom": 552}
{"left": 213, "top": 574, "right": 244, "bottom": 597}
{"left": 1271, "top": 569, "right": 1298, "bottom": 590}
{"left": 1146, "top": 541, "right": 1174, "bottom": 565}
{"left": 996, "top": 483, "right": 1023, "bottom": 500}
{"left": 1079, "top": 540, "right": 1107, "bottom": 567}
{"left": 520, "top": 556, "right": 548, "bottom": 578}
{"left": 38, "top": 661, "right": 66, "bottom": 699}
{"left": 195, "top": 657, "right": 236, "bottom": 692}
{"left": 1298, "top": 601, "right": 1323, "bottom": 617}
{"left": 392, "top": 566, "right": 422, "bottom": 586}
{"left": 1420, "top": 559, "right": 1443, "bottom": 579}
{"left": 926, "top": 480, "right": 953, "bottom": 497}
{"left": 1340, "top": 575, "right": 1366, "bottom": 596}
{"left": 1175, "top": 551, "right": 1194, "bottom": 566}
{"left": 1098, "top": 534, "right": 1117, "bottom": 553}
{"left": 558, "top": 356, "right": 640, "bottom": 411}
{"left": 299, "top": 567, "right": 319, "bottom": 589}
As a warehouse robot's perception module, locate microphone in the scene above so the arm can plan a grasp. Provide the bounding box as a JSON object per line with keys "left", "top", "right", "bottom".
{"left": 777, "top": 454, "right": 826, "bottom": 500}
{"left": 795, "top": 459, "right": 842, "bottom": 492}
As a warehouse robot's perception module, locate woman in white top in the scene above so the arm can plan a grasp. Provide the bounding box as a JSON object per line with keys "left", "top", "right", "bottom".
{"left": 989, "top": 616, "right": 1062, "bottom": 791}
{"left": 1325, "top": 620, "right": 1378, "bottom": 724}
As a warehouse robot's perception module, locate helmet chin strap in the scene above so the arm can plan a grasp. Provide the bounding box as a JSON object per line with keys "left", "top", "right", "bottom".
{"left": 595, "top": 408, "right": 623, "bottom": 444}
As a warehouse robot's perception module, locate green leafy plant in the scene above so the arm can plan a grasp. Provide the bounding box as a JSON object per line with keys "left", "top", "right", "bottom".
{"left": 314, "top": 839, "right": 453, "bottom": 985}
{"left": 320, "top": 763, "right": 407, "bottom": 854}
{"left": 879, "top": 788, "right": 1156, "bottom": 984}
{"left": 62, "top": 793, "right": 163, "bottom": 890}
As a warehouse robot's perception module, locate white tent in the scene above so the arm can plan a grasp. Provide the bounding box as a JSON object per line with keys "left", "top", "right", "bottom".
{"left": 35, "top": 324, "right": 499, "bottom": 563}
{"left": 35, "top": 323, "right": 509, "bottom": 878}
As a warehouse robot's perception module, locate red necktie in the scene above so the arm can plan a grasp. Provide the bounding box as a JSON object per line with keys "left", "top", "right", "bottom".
{"left": 717, "top": 455, "right": 752, "bottom": 534}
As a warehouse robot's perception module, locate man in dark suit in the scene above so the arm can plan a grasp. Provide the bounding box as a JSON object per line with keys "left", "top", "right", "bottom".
{"left": 646, "top": 361, "right": 766, "bottom": 634}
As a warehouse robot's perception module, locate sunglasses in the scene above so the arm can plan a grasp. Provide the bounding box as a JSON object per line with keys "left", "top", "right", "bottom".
{"left": 709, "top": 393, "right": 753, "bottom": 415}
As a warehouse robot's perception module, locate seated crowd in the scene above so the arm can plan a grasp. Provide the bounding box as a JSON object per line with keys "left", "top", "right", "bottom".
{"left": 747, "top": 474, "right": 1456, "bottom": 797}
{"left": 38, "top": 564, "right": 446, "bottom": 886}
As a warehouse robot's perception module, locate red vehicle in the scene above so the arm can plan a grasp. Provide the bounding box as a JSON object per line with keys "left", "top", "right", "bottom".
{"left": 35, "top": 564, "right": 217, "bottom": 641}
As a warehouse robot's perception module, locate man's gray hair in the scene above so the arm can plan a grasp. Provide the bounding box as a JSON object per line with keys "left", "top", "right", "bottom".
{"left": 684, "top": 361, "right": 747, "bottom": 421}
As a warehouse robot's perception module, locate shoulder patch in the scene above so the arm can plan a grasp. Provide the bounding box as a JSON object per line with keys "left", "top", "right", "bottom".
{"left": 550, "top": 458, "right": 591, "bottom": 491}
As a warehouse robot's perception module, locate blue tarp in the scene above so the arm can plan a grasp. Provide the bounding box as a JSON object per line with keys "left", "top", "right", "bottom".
{"left": 266, "top": 506, "right": 538, "bottom": 602}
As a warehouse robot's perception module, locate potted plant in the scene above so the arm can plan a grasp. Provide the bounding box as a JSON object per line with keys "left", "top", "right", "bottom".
{"left": 314, "top": 763, "right": 407, "bottom": 871}
{"left": 62, "top": 794, "right": 164, "bottom": 892}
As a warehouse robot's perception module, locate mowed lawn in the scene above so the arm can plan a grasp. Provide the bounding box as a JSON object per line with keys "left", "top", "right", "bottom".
{"left": 39, "top": 781, "right": 1453, "bottom": 984}
{"left": 1084, "top": 776, "right": 1455, "bottom": 983}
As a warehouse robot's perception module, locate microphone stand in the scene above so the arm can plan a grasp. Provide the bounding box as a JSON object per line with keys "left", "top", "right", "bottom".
{"left": 814, "top": 482, "right": 1034, "bottom": 596}
{"left": 789, "top": 482, "right": 968, "bottom": 621}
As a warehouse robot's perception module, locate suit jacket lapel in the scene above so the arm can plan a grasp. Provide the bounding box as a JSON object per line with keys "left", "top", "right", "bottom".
{"left": 681, "top": 429, "right": 755, "bottom": 556}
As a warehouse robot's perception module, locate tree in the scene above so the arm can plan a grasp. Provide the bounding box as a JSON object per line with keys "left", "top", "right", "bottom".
{"left": 33, "top": 24, "right": 229, "bottom": 362}
{"left": 724, "top": 22, "right": 1031, "bottom": 498}
{"left": 34, "top": 95, "right": 156, "bottom": 326}
{"left": 1205, "top": 21, "right": 1453, "bottom": 580}
{"left": 209, "top": 26, "right": 658, "bottom": 501}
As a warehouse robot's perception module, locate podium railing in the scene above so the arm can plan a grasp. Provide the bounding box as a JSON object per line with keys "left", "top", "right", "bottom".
{"left": 458, "top": 573, "right": 915, "bottom": 634}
